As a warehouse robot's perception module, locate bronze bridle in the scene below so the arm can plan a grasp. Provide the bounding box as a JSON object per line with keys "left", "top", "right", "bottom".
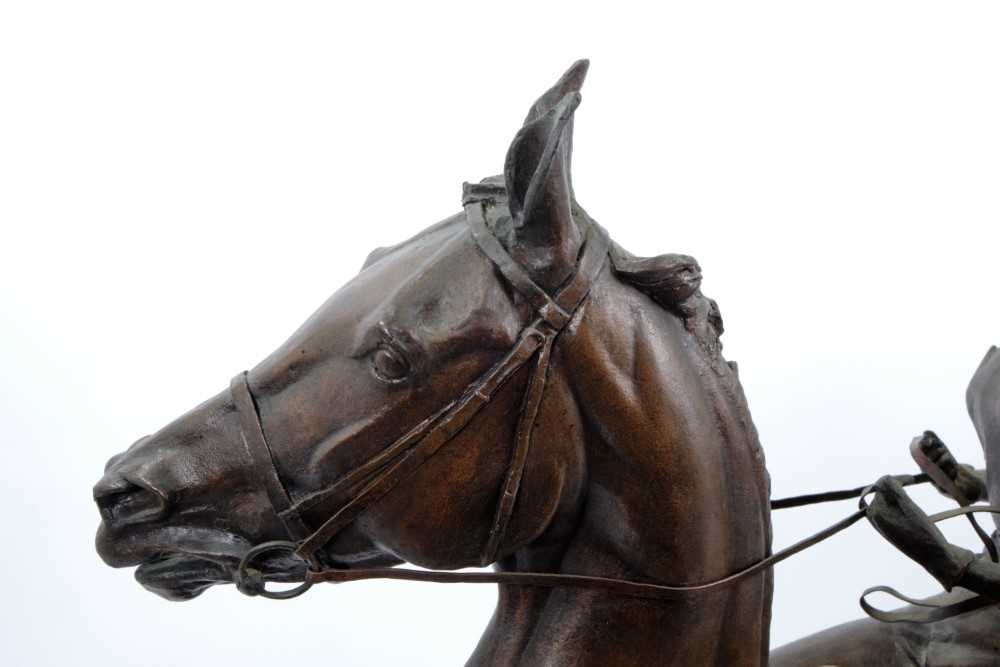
{"left": 228, "top": 185, "right": 987, "bottom": 610}
{"left": 231, "top": 183, "right": 613, "bottom": 598}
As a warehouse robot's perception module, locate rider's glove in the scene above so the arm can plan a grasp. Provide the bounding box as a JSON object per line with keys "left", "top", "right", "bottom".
{"left": 866, "top": 475, "right": 977, "bottom": 591}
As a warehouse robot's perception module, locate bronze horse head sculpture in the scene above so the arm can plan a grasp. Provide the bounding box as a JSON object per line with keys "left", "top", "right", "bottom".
{"left": 94, "top": 61, "right": 773, "bottom": 666}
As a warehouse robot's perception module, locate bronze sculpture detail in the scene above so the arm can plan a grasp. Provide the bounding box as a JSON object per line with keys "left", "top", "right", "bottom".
{"left": 94, "top": 61, "right": 774, "bottom": 665}
{"left": 92, "top": 59, "right": 1000, "bottom": 665}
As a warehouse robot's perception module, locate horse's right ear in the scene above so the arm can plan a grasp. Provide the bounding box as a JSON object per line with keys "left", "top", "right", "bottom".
{"left": 503, "top": 60, "right": 589, "bottom": 290}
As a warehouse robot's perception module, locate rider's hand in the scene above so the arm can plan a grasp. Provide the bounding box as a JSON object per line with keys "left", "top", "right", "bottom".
{"left": 866, "top": 475, "right": 976, "bottom": 591}
{"left": 946, "top": 464, "right": 988, "bottom": 505}
{"left": 914, "top": 431, "right": 987, "bottom": 504}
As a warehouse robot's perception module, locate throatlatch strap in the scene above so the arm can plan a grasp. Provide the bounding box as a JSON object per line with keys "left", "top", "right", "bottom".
{"left": 230, "top": 372, "right": 311, "bottom": 541}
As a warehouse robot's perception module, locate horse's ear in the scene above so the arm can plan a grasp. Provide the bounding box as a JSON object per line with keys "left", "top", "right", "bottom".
{"left": 503, "top": 59, "right": 589, "bottom": 289}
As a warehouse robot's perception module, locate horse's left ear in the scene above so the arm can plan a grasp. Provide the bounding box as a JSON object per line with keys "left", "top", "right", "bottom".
{"left": 503, "top": 60, "right": 589, "bottom": 290}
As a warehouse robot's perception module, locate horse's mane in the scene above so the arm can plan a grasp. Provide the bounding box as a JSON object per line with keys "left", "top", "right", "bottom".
{"left": 466, "top": 177, "right": 726, "bottom": 361}
{"left": 364, "top": 177, "right": 727, "bottom": 361}
{"left": 608, "top": 233, "right": 725, "bottom": 361}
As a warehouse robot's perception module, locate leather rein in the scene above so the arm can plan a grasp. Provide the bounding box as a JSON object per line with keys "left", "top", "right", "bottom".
{"left": 229, "top": 195, "right": 900, "bottom": 602}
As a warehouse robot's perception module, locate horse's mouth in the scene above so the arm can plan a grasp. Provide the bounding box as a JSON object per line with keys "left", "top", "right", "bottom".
{"left": 97, "top": 523, "right": 310, "bottom": 601}
{"left": 97, "top": 520, "right": 396, "bottom": 601}
{"left": 135, "top": 552, "right": 232, "bottom": 601}
{"left": 134, "top": 548, "right": 311, "bottom": 601}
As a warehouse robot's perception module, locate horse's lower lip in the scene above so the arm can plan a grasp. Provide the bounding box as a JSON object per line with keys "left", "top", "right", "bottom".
{"left": 135, "top": 552, "right": 232, "bottom": 601}
{"left": 95, "top": 522, "right": 145, "bottom": 568}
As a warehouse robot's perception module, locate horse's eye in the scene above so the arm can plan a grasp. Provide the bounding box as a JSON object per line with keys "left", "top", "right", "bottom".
{"left": 371, "top": 344, "right": 410, "bottom": 383}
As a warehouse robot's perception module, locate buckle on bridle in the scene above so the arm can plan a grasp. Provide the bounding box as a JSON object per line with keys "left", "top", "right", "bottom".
{"left": 235, "top": 540, "right": 314, "bottom": 600}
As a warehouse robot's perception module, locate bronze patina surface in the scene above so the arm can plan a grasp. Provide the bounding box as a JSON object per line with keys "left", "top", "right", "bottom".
{"left": 94, "top": 61, "right": 774, "bottom": 665}
{"left": 92, "top": 60, "right": 1000, "bottom": 666}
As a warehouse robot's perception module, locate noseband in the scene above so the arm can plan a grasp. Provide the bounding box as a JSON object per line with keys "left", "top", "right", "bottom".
{"left": 230, "top": 190, "right": 866, "bottom": 601}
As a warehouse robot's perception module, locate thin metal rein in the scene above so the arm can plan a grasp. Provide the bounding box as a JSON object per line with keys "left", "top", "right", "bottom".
{"left": 282, "top": 403, "right": 455, "bottom": 519}
{"left": 860, "top": 585, "right": 996, "bottom": 624}
{"left": 308, "top": 508, "right": 868, "bottom": 600}
{"left": 928, "top": 504, "right": 1000, "bottom": 523}
{"left": 284, "top": 325, "right": 548, "bottom": 521}
{"left": 857, "top": 506, "right": 1000, "bottom": 623}
{"left": 771, "top": 473, "right": 932, "bottom": 510}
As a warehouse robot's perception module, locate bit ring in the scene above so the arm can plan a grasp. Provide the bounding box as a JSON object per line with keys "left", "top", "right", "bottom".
{"left": 235, "top": 540, "right": 313, "bottom": 600}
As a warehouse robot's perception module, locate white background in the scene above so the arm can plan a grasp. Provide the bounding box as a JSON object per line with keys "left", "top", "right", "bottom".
{"left": 2, "top": 2, "right": 998, "bottom": 664}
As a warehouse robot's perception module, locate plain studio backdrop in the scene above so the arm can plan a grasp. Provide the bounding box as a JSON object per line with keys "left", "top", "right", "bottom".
{"left": 2, "top": 2, "right": 998, "bottom": 665}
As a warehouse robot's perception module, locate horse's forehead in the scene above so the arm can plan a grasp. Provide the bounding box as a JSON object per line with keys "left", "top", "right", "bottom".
{"left": 254, "top": 217, "right": 517, "bottom": 381}
{"left": 360, "top": 221, "right": 505, "bottom": 335}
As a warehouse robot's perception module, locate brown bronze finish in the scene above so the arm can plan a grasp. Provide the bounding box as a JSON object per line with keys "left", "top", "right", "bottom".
{"left": 231, "top": 184, "right": 871, "bottom": 605}
{"left": 93, "top": 58, "right": 1000, "bottom": 665}
{"left": 96, "top": 59, "right": 880, "bottom": 665}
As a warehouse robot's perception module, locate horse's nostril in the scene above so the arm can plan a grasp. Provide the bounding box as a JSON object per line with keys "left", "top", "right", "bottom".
{"left": 94, "top": 479, "right": 167, "bottom": 526}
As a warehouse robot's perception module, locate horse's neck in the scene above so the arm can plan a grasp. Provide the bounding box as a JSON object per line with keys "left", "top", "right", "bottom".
{"left": 467, "top": 536, "right": 720, "bottom": 667}
{"left": 467, "top": 276, "right": 772, "bottom": 666}
{"left": 467, "top": 585, "right": 685, "bottom": 667}
{"left": 555, "top": 275, "right": 771, "bottom": 582}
